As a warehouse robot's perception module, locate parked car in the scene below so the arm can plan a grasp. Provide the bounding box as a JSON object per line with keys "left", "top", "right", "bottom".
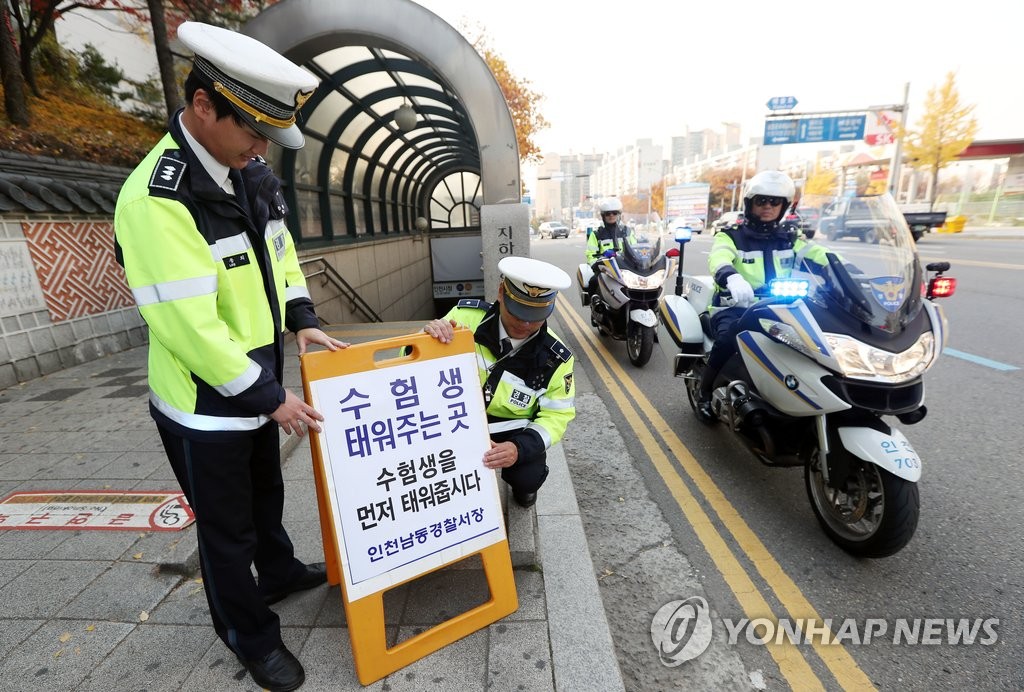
{"left": 710, "top": 211, "right": 743, "bottom": 233}
{"left": 538, "top": 221, "right": 570, "bottom": 239}
{"left": 818, "top": 198, "right": 891, "bottom": 243}
{"left": 791, "top": 206, "right": 821, "bottom": 239}
{"left": 667, "top": 215, "right": 705, "bottom": 235}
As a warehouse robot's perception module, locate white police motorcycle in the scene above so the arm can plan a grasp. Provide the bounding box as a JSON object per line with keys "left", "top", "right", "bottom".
{"left": 660, "top": 194, "right": 956, "bottom": 557}
{"left": 577, "top": 227, "right": 673, "bottom": 367}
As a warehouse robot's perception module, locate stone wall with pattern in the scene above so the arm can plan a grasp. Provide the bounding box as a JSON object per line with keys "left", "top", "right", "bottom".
{"left": 0, "top": 217, "right": 147, "bottom": 389}
{"left": 0, "top": 213, "right": 435, "bottom": 390}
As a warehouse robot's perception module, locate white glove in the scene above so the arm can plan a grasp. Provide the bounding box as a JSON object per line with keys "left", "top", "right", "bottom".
{"left": 725, "top": 274, "right": 755, "bottom": 306}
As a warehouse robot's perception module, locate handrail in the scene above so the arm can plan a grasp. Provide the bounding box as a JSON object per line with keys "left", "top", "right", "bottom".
{"left": 299, "top": 256, "right": 383, "bottom": 323}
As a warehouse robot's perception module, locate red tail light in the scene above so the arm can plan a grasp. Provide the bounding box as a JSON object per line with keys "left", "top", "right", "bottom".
{"left": 928, "top": 276, "right": 956, "bottom": 298}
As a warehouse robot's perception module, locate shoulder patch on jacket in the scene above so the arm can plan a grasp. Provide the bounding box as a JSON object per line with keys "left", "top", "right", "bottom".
{"left": 457, "top": 298, "right": 490, "bottom": 310}
{"left": 547, "top": 338, "right": 572, "bottom": 363}
{"left": 149, "top": 155, "right": 186, "bottom": 193}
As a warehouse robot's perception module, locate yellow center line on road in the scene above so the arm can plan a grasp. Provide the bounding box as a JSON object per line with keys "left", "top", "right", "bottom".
{"left": 556, "top": 296, "right": 875, "bottom": 691}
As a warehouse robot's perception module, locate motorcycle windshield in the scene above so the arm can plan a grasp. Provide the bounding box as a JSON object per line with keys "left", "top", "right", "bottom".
{"left": 795, "top": 193, "right": 923, "bottom": 333}
{"left": 621, "top": 230, "right": 662, "bottom": 273}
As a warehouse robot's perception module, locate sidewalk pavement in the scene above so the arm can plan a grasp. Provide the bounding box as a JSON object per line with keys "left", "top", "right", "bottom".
{"left": 0, "top": 322, "right": 624, "bottom": 692}
{"left": 936, "top": 224, "right": 1024, "bottom": 240}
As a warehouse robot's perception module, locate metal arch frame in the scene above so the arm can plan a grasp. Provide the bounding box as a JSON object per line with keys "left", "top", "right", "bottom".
{"left": 289, "top": 60, "right": 477, "bottom": 241}
{"left": 286, "top": 57, "right": 478, "bottom": 241}
{"left": 244, "top": 0, "right": 521, "bottom": 241}
{"left": 311, "top": 83, "right": 475, "bottom": 240}
{"left": 420, "top": 168, "right": 484, "bottom": 228}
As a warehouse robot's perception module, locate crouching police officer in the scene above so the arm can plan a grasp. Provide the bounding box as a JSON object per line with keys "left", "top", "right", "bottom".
{"left": 114, "top": 22, "right": 346, "bottom": 692}
{"left": 422, "top": 257, "right": 576, "bottom": 508}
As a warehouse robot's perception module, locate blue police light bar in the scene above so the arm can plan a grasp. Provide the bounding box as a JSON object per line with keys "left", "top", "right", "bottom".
{"left": 768, "top": 278, "right": 810, "bottom": 299}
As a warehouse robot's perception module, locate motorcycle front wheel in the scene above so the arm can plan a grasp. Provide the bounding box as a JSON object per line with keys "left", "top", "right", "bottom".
{"left": 805, "top": 457, "right": 919, "bottom": 558}
{"left": 626, "top": 323, "right": 654, "bottom": 366}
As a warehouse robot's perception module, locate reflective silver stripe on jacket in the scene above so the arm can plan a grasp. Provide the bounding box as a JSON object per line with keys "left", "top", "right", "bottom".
{"left": 488, "top": 419, "right": 529, "bottom": 434}
{"left": 486, "top": 419, "right": 555, "bottom": 449}
{"left": 212, "top": 359, "right": 263, "bottom": 397}
{"left": 209, "top": 232, "right": 251, "bottom": 262}
{"left": 285, "top": 285, "right": 311, "bottom": 302}
{"left": 266, "top": 218, "right": 286, "bottom": 239}
{"left": 526, "top": 421, "right": 554, "bottom": 448}
{"left": 538, "top": 395, "right": 574, "bottom": 410}
{"left": 150, "top": 390, "right": 269, "bottom": 431}
{"left": 794, "top": 244, "right": 816, "bottom": 266}
{"left": 132, "top": 275, "right": 217, "bottom": 306}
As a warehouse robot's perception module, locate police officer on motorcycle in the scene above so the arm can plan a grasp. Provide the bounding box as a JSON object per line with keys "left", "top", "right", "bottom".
{"left": 695, "top": 171, "right": 829, "bottom": 423}
{"left": 584, "top": 197, "right": 632, "bottom": 301}
{"left": 586, "top": 197, "right": 630, "bottom": 263}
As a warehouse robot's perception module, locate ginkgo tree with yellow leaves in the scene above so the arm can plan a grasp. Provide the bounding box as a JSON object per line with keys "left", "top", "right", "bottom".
{"left": 898, "top": 72, "right": 979, "bottom": 210}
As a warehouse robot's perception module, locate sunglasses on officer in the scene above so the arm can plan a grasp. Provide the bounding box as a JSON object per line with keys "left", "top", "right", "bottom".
{"left": 601, "top": 211, "right": 620, "bottom": 217}
{"left": 752, "top": 195, "right": 784, "bottom": 207}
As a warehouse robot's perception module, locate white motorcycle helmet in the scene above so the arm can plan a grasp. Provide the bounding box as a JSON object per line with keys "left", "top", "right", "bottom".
{"left": 742, "top": 171, "right": 795, "bottom": 227}
{"left": 598, "top": 198, "right": 623, "bottom": 225}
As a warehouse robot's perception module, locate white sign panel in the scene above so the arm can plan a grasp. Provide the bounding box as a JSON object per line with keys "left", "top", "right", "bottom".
{"left": 0, "top": 239, "right": 47, "bottom": 318}
{"left": 308, "top": 351, "right": 503, "bottom": 601}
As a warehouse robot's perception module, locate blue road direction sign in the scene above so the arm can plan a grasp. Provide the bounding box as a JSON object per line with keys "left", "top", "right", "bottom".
{"left": 764, "top": 118, "right": 800, "bottom": 144}
{"left": 763, "top": 114, "right": 867, "bottom": 144}
{"left": 798, "top": 115, "right": 866, "bottom": 143}
{"left": 766, "top": 96, "right": 798, "bottom": 111}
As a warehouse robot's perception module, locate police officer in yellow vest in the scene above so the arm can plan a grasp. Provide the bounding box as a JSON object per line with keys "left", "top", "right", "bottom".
{"left": 114, "top": 22, "right": 346, "bottom": 692}
{"left": 585, "top": 197, "right": 630, "bottom": 263}
{"left": 422, "top": 257, "right": 575, "bottom": 508}
{"left": 695, "top": 171, "right": 830, "bottom": 424}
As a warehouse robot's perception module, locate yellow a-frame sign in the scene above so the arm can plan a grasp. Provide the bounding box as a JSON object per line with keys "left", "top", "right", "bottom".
{"left": 301, "top": 328, "right": 518, "bottom": 685}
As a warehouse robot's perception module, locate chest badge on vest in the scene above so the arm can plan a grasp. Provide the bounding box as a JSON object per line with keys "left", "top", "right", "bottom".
{"left": 563, "top": 373, "right": 573, "bottom": 395}
{"left": 223, "top": 252, "right": 251, "bottom": 269}
{"left": 149, "top": 155, "right": 186, "bottom": 192}
{"left": 272, "top": 231, "right": 287, "bottom": 261}
{"left": 508, "top": 388, "right": 533, "bottom": 409}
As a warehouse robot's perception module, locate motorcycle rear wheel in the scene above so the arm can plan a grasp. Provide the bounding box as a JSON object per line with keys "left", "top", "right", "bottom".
{"left": 805, "top": 457, "right": 919, "bottom": 558}
{"left": 626, "top": 323, "right": 654, "bottom": 366}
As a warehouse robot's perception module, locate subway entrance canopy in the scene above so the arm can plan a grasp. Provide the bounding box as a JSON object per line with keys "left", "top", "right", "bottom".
{"left": 244, "top": 0, "right": 521, "bottom": 245}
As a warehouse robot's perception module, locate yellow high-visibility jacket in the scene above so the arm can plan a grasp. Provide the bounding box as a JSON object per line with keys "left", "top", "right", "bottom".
{"left": 114, "top": 118, "right": 318, "bottom": 437}
{"left": 443, "top": 300, "right": 575, "bottom": 458}
{"left": 708, "top": 221, "right": 830, "bottom": 311}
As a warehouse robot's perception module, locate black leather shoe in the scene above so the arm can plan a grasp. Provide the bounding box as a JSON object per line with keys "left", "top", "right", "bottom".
{"left": 512, "top": 491, "right": 537, "bottom": 508}
{"left": 241, "top": 644, "right": 304, "bottom": 691}
{"left": 695, "top": 394, "right": 715, "bottom": 425}
{"left": 262, "top": 562, "right": 327, "bottom": 605}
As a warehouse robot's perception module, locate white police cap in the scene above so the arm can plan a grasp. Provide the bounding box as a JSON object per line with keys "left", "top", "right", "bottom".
{"left": 498, "top": 256, "right": 571, "bottom": 322}
{"left": 178, "top": 22, "right": 318, "bottom": 150}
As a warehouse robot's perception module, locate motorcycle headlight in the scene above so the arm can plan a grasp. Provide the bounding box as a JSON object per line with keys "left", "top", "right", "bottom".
{"left": 759, "top": 319, "right": 820, "bottom": 359}
{"left": 621, "top": 269, "right": 666, "bottom": 290}
{"left": 824, "top": 332, "right": 935, "bottom": 382}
